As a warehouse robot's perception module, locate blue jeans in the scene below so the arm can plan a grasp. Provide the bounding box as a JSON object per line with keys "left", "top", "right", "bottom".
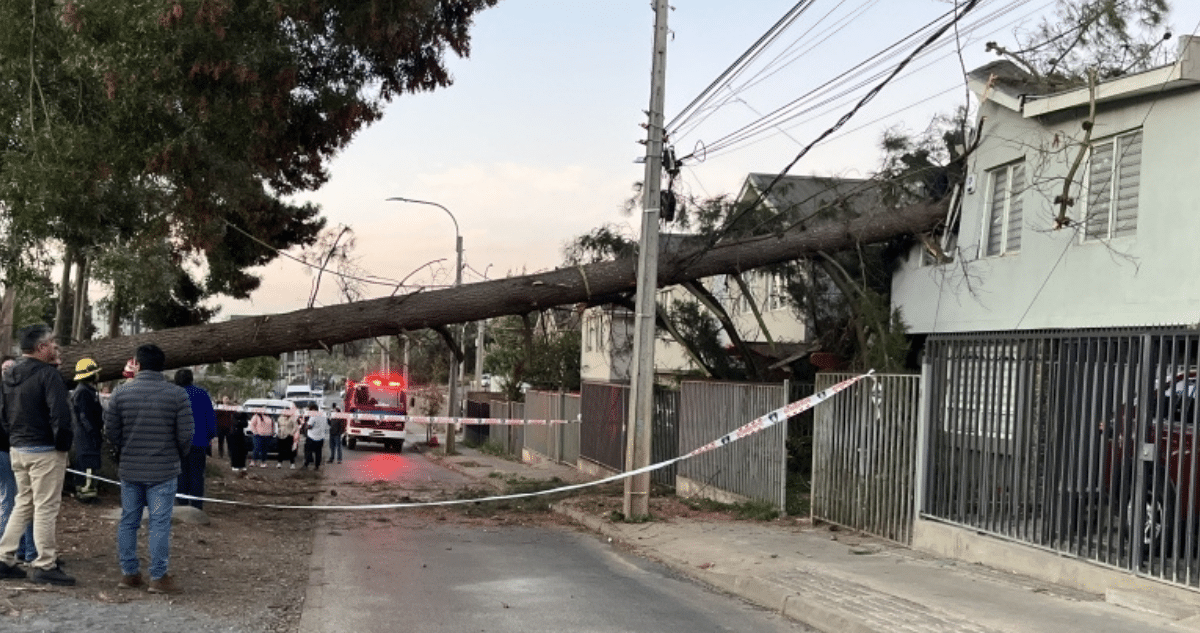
{"left": 252, "top": 435, "right": 271, "bottom": 463}
{"left": 176, "top": 448, "right": 206, "bottom": 509}
{"left": 0, "top": 452, "right": 37, "bottom": 562}
{"left": 119, "top": 479, "right": 176, "bottom": 580}
{"left": 329, "top": 434, "right": 343, "bottom": 462}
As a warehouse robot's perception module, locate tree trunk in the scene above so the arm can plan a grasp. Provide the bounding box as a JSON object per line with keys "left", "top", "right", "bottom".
{"left": 0, "top": 283, "right": 15, "bottom": 356}
{"left": 60, "top": 200, "right": 948, "bottom": 382}
{"left": 55, "top": 246, "right": 75, "bottom": 345}
{"left": 72, "top": 253, "right": 90, "bottom": 344}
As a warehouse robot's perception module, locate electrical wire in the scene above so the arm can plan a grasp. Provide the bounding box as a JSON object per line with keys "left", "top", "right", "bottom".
{"left": 676, "top": 0, "right": 1047, "bottom": 163}
{"left": 696, "top": 0, "right": 984, "bottom": 259}
{"left": 668, "top": 0, "right": 820, "bottom": 135}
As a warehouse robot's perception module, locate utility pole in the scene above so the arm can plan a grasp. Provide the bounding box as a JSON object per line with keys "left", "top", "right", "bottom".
{"left": 623, "top": 0, "right": 669, "bottom": 520}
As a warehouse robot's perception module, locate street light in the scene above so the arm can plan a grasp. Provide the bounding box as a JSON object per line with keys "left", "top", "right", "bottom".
{"left": 386, "top": 196, "right": 463, "bottom": 454}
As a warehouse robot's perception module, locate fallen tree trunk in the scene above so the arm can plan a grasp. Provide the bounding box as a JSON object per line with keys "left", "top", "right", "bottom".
{"left": 63, "top": 200, "right": 947, "bottom": 382}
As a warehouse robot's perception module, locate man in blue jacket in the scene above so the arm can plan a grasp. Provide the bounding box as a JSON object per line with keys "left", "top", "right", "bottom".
{"left": 104, "top": 344, "right": 193, "bottom": 594}
{"left": 173, "top": 369, "right": 215, "bottom": 509}
{"left": 0, "top": 324, "right": 74, "bottom": 586}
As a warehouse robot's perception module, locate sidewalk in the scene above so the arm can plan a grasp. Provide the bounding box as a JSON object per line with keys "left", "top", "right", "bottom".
{"left": 428, "top": 444, "right": 1200, "bottom": 633}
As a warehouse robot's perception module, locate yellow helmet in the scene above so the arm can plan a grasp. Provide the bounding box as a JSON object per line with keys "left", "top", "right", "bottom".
{"left": 74, "top": 358, "right": 100, "bottom": 381}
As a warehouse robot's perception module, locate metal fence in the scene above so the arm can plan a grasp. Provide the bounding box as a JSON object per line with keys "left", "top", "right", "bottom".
{"left": 522, "top": 390, "right": 582, "bottom": 464}
{"left": 678, "top": 381, "right": 787, "bottom": 510}
{"left": 578, "top": 381, "right": 679, "bottom": 487}
{"left": 813, "top": 373, "right": 920, "bottom": 544}
{"left": 923, "top": 329, "right": 1200, "bottom": 588}
{"left": 477, "top": 399, "right": 524, "bottom": 457}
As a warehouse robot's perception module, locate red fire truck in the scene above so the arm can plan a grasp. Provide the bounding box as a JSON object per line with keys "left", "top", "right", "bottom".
{"left": 343, "top": 373, "right": 408, "bottom": 451}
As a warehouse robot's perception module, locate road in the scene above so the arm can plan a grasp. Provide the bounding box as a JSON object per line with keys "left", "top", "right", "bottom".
{"left": 299, "top": 440, "right": 811, "bottom": 633}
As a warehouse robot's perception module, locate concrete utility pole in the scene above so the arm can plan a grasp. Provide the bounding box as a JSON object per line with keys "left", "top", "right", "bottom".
{"left": 623, "top": 0, "right": 669, "bottom": 520}
{"left": 474, "top": 318, "right": 486, "bottom": 389}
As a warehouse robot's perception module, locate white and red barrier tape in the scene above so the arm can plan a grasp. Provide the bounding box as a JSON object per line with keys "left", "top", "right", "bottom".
{"left": 75, "top": 371, "right": 874, "bottom": 510}
{"left": 213, "top": 404, "right": 575, "bottom": 426}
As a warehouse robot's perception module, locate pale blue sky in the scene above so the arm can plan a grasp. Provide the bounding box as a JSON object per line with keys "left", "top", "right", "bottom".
{"left": 222, "top": 0, "right": 1200, "bottom": 316}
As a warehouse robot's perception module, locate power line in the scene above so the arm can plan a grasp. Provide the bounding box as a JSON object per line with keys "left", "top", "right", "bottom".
{"left": 702, "top": 0, "right": 983, "bottom": 255}
{"left": 677, "top": 0, "right": 1045, "bottom": 162}
{"left": 668, "top": 0, "right": 819, "bottom": 134}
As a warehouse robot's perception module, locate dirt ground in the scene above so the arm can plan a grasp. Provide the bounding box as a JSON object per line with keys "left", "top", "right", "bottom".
{"left": 0, "top": 454, "right": 767, "bottom": 633}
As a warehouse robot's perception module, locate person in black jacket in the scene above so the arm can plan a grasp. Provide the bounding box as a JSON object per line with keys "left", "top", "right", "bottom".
{"left": 70, "top": 358, "right": 104, "bottom": 502}
{"left": 0, "top": 324, "right": 75, "bottom": 586}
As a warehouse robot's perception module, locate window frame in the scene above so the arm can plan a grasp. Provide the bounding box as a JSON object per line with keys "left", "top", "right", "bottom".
{"left": 1082, "top": 128, "right": 1142, "bottom": 242}
{"left": 981, "top": 159, "right": 1025, "bottom": 257}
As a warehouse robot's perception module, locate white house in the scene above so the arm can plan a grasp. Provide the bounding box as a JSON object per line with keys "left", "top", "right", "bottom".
{"left": 893, "top": 35, "right": 1200, "bottom": 333}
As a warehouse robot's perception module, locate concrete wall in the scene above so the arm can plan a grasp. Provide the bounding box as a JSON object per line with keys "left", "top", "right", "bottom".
{"left": 913, "top": 518, "right": 1200, "bottom": 616}
{"left": 893, "top": 83, "right": 1200, "bottom": 334}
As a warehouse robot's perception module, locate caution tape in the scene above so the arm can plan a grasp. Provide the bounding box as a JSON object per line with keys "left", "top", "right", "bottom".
{"left": 214, "top": 404, "right": 576, "bottom": 426}
{"left": 76, "top": 371, "right": 873, "bottom": 511}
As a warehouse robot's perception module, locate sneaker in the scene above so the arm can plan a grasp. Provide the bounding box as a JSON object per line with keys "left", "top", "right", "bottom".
{"left": 117, "top": 573, "right": 144, "bottom": 589}
{"left": 290, "top": 463, "right": 296, "bottom": 469}
{"left": 276, "top": 462, "right": 282, "bottom": 469}
{"left": 0, "top": 561, "right": 26, "bottom": 580}
{"left": 31, "top": 564, "right": 75, "bottom": 586}
{"left": 148, "top": 574, "right": 180, "bottom": 594}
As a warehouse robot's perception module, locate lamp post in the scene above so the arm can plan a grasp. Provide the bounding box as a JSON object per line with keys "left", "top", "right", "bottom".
{"left": 386, "top": 197, "right": 462, "bottom": 454}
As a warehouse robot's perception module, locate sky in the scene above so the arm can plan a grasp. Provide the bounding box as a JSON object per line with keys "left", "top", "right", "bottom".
{"left": 218, "top": 0, "right": 1200, "bottom": 318}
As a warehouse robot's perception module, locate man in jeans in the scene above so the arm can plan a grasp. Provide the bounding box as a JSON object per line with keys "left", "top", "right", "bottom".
{"left": 104, "top": 344, "right": 193, "bottom": 594}
{"left": 0, "top": 325, "right": 74, "bottom": 585}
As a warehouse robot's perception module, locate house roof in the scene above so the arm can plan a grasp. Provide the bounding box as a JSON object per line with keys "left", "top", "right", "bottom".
{"left": 968, "top": 35, "right": 1200, "bottom": 118}
{"left": 738, "top": 173, "right": 882, "bottom": 217}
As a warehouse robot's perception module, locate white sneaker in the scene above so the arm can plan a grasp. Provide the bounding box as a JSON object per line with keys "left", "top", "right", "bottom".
{"left": 276, "top": 462, "right": 281, "bottom": 468}
{"left": 290, "top": 463, "right": 296, "bottom": 469}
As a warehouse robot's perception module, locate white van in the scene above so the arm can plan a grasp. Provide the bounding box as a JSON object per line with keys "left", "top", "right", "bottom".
{"left": 284, "top": 385, "right": 325, "bottom": 410}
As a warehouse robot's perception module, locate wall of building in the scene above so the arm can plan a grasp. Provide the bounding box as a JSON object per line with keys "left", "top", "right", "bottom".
{"left": 893, "top": 83, "right": 1200, "bottom": 334}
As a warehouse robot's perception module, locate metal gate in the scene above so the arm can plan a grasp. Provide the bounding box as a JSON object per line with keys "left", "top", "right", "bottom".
{"left": 813, "top": 373, "right": 920, "bottom": 544}
{"left": 678, "top": 381, "right": 787, "bottom": 510}
{"left": 924, "top": 330, "right": 1200, "bottom": 587}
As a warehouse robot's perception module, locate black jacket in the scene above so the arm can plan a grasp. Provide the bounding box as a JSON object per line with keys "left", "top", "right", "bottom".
{"left": 0, "top": 357, "right": 73, "bottom": 452}
{"left": 71, "top": 382, "right": 105, "bottom": 460}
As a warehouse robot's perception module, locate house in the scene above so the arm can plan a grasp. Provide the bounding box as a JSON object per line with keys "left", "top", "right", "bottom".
{"left": 887, "top": 36, "right": 1200, "bottom": 599}
{"left": 581, "top": 173, "right": 878, "bottom": 384}
{"left": 893, "top": 35, "right": 1200, "bottom": 333}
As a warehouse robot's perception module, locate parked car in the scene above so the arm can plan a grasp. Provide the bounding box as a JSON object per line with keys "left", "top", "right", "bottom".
{"left": 1101, "top": 369, "right": 1199, "bottom": 554}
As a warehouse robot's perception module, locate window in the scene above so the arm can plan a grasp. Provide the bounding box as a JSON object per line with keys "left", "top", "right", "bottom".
{"left": 983, "top": 161, "right": 1024, "bottom": 256}
{"left": 1084, "top": 129, "right": 1142, "bottom": 241}
{"left": 766, "top": 273, "right": 788, "bottom": 311}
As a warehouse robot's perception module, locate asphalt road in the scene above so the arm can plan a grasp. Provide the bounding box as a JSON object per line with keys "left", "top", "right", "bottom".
{"left": 300, "top": 441, "right": 811, "bottom": 633}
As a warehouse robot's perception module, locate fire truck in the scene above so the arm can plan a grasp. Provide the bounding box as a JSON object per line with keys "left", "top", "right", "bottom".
{"left": 343, "top": 373, "right": 408, "bottom": 451}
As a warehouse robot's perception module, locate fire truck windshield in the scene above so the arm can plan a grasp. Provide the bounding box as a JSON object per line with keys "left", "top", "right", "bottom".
{"left": 351, "top": 382, "right": 405, "bottom": 409}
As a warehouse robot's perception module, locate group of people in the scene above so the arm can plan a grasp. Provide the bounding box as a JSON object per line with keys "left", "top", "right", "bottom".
{"left": 216, "top": 400, "right": 345, "bottom": 473}
{"left": 0, "top": 324, "right": 215, "bottom": 594}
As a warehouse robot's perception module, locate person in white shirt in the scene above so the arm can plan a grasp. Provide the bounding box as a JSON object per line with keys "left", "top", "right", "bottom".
{"left": 301, "top": 404, "right": 329, "bottom": 470}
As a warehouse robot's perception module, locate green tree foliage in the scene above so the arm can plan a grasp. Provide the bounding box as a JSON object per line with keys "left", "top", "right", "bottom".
{"left": 0, "top": 0, "right": 498, "bottom": 325}
{"left": 483, "top": 314, "right": 580, "bottom": 401}
{"left": 230, "top": 355, "right": 279, "bottom": 382}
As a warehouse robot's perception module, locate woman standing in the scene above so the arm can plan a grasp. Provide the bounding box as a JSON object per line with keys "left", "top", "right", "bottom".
{"left": 276, "top": 407, "right": 300, "bottom": 469}
{"left": 248, "top": 406, "right": 274, "bottom": 468}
